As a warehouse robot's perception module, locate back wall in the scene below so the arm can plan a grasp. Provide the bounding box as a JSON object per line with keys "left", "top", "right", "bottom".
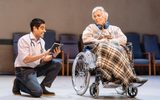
{"left": 0, "top": 0, "right": 160, "bottom": 74}
{"left": 0, "top": 0, "right": 160, "bottom": 39}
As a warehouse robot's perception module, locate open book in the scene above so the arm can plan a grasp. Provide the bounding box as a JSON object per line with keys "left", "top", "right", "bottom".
{"left": 49, "top": 42, "right": 63, "bottom": 52}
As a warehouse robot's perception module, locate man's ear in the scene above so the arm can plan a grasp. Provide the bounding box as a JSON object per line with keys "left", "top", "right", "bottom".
{"left": 33, "top": 26, "right": 38, "bottom": 30}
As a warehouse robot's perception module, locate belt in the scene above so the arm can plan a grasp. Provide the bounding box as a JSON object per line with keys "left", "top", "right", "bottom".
{"left": 15, "top": 67, "right": 34, "bottom": 71}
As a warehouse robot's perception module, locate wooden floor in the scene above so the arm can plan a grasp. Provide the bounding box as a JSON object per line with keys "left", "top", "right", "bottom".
{"left": 0, "top": 75, "right": 160, "bottom": 100}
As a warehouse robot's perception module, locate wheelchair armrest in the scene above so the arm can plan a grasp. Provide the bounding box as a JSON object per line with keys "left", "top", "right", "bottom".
{"left": 120, "top": 42, "right": 133, "bottom": 52}
{"left": 83, "top": 42, "right": 96, "bottom": 51}
{"left": 126, "top": 42, "right": 132, "bottom": 47}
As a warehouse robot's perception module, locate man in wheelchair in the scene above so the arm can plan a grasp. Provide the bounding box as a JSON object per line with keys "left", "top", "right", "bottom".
{"left": 82, "top": 6, "right": 147, "bottom": 90}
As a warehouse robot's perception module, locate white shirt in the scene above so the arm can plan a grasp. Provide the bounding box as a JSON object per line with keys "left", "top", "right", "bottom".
{"left": 14, "top": 32, "right": 45, "bottom": 68}
{"left": 82, "top": 24, "right": 127, "bottom": 46}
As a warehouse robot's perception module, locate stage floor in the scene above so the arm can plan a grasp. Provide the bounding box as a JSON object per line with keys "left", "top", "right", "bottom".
{"left": 0, "top": 75, "right": 160, "bottom": 100}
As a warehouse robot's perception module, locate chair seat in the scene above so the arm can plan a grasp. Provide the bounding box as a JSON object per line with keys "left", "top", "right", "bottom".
{"left": 134, "top": 59, "right": 150, "bottom": 64}
{"left": 52, "top": 58, "right": 63, "bottom": 62}
{"left": 68, "top": 59, "right": 75, "bottom": 63}
{"left": 155, "top": 60, "right": 160, "bottom": 64}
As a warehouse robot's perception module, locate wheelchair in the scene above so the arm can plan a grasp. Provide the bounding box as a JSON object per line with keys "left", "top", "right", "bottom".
{"left": 72, "top": 42, "right": 139, "bottom": 98}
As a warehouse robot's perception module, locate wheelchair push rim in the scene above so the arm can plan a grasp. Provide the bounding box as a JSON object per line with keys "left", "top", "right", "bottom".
{"left": 72, "top": 52, "right": 90, "bottom": 95}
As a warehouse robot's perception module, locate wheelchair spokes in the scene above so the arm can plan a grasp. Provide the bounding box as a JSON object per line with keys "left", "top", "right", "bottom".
{"left": 72, "top": 52, "right": 90, "bottom": 95}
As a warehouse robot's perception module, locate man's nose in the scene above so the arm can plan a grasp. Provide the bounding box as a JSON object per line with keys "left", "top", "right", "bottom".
{"left": 44, "top": 29, "right": 46, "bottom": 32}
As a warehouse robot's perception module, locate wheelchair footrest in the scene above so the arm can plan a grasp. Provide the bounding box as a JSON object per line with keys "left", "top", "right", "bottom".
{"left": 103, "top": 82, "right": 120, "bottom": 88}
{"left": 129, "top": 82, "right": 144, "bottom": 88}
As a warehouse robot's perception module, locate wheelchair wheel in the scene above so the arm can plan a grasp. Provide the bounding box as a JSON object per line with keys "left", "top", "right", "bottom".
{"left": 72, "top": 52, "right": 91, "bottom": 95}
{"left": 89, "top": 83, "right": 99, "bottom": 98}
{"left": 127, "top": 86, "right": 138, "bottom": 98}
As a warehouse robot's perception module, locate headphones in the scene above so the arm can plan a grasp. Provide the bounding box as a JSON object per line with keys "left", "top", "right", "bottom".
{"left": 96, "top": 21, "right": 110, "bottom": 30}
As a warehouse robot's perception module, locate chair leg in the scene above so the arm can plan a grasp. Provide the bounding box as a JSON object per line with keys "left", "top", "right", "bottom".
{"left": 154, "top": 63, "right": 156, "bottom": 75}
{"left": 67, "top": 62, "right": 69, "bottom": 76}
{"left": 61, "top": 62, "right": 64, "bottom": 76}
{"left": 149, "top": 64, "right": 151, "bottom": 76}
{"left": 61, "top": 51, "right": 65, "bottom": 76}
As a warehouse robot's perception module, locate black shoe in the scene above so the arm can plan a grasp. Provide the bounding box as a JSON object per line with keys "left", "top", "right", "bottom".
{"left": 132, "top": 77, "right": 148, "bottom": 84}
{"left": 41, "top": 85, "right": 55, "bottom": 96}
{"left": 12, "top": 79, "right": 21, "bottom": 95}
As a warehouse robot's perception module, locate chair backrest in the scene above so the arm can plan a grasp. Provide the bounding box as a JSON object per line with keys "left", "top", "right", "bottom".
{"left": 125, "top": 32, "right": 143, "bottom": 58}
{"left": 60, "top": 34, "right": 79, "bottom": 59}
{"left": 79, "top": 33, "right": 83, "bottom": 51}
{"left": 143, "top": 34, "right": 160, "bottom": 59}
{"left": 43, "top": 29, "right": 56, "bottom": 50}
{"left": 13, "top": 32, "right": 28, "bottom": 61}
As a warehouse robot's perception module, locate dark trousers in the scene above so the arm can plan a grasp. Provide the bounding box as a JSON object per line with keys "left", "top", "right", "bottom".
{"left": 15, "top": 60, "right": 61, "bottom": 97}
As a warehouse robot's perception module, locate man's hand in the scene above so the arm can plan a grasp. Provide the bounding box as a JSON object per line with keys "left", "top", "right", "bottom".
{"left": 42, "top": 49, "right": 50, "bottom": 56}
{"left": 41, "top": 47, "right": 61, "bottom": 63}
{"left": 42, "top": 55, "right": 52, "bottom": 62}
{"left": 52, "top": 47, "right": 61, "bottom": 57}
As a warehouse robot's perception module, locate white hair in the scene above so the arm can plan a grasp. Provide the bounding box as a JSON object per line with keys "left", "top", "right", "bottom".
{"left": 92, "top": 6, "right": 108, "bottom": 21}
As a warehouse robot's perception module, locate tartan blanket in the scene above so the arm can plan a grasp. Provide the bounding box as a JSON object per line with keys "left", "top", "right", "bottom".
{"left": 93, "top": 42, "right": 136, "bottom": 86}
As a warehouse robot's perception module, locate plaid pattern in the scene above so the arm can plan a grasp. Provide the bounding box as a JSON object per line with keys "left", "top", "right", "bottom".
{"left": 94, "top": 43, "right": 136, "bottom": 86}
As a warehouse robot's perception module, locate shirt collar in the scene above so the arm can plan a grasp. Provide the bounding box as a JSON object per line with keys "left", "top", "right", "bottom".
{"left": 29, "top": 32, "right": 41, "bottom": 43}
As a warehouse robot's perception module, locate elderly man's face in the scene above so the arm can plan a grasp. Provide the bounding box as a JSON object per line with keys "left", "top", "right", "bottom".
{"left": 93, "top": 10, "right": 107, "bottom": 25}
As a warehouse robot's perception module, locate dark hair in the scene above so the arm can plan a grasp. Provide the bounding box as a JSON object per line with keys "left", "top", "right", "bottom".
{"left": 30, "top": 18, "right": 45, "bottom": 31}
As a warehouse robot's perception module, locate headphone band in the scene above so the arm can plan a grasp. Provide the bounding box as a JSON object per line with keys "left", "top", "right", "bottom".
{"left": 96, "top": 21, "right": 110, "bottom": 30}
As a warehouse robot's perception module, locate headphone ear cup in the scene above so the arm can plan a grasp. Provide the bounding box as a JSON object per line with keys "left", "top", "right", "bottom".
{"left": 104, "top": 21, "right": 110, "bottom": 29}
{"left": 97, "top": 24, "right": 102, "bottom": 30}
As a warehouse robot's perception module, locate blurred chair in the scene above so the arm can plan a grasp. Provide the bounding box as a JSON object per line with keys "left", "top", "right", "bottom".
{"left": 79, "top": 34, "right": 84, "bottom": 52}
{"left": 143, "top": 34, "right": 160, "bottom": 75}
{"left": 13, "top": 32, "right": 27, "bottom": 61}
{"left": 43, "top": 29, "right": 56, "bottom": 50}
{"left": 125, "top": 32, "right": 151, "bottom": 75}
{"left": 60, "top": 34, "right": 79, "bottom": 76}
{"left": 44, "top": 30, "right": 65, "bottom": 76}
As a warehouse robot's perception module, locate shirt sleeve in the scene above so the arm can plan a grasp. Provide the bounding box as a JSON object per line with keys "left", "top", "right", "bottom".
{"left": 110, "top": 27, "right": 127, "bottom": 46}
{"left": 17, "top": 37, "right": 30, "bottom": 61}
{"left": 82, "top": 24, "right": 98, "bottom": 43}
